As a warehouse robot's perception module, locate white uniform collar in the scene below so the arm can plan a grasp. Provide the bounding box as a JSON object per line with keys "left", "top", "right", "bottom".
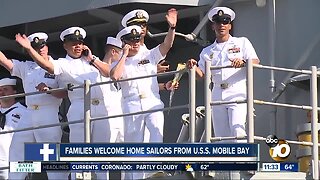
{"left": 65, "top": 54, "right": 81, "bottom": 60}
{"left": 212, "top": 35, "right": 234, "bottom": 50}
{"left": 213, "top": 35, "right": 233, "bottom": 45}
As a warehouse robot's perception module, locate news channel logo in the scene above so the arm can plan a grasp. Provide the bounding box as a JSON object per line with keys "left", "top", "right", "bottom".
{"left": 265, "top": 135, "right": 291, "bottom": 162}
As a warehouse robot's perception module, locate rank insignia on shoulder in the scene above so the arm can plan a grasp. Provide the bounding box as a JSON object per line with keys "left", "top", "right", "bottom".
{"left": 138, "top": 59, "right": 150, "bottom": 65}
{"left": 44, "top": 72, "right": 56, "bottom": 79}
{"left": 12, "top": 113, "right": 21, "bottom": 119}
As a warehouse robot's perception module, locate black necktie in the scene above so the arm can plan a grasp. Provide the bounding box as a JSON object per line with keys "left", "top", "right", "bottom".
{"left": 113, "top": 82, "right": 121, "bottom": 91}
{"left": 0, "top": 106, "right": 18, "bottom": 129}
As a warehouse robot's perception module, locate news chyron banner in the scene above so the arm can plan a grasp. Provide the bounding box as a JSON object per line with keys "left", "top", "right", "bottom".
{"left": 9, "top": 143, "right": 260, "bottom": 172}
{"left": 10, "top": 161, "right": 259, "bottom": 172}
{"left": 24, "top": 143, "right": 259, "bottom": 162}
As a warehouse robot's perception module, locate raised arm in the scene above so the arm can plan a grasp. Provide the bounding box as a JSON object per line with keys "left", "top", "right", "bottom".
{"left": 0, "top": 51, "right": 14, "bottom": 73}
{"left": 15, "top": 33, "right": 54, "bottom": 74}
{"left": 159, "top": 8, "right": 178, "bottom": 56}
{"left": 110, "top": 44, "right": 130, "bottom": 81}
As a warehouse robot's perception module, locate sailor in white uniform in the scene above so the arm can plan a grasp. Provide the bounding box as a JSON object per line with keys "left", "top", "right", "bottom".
{"left": 101, "top": 37, "right": 125, "bottom": 144}
{"left": 121, "top": 9, "right": 179, "bottom": 143}
{"left": 187, "top": 7, "right": 260, "bottom": 142}
{"left": 15, "top": 27, "right": 113, "bottom": 180}
{"left": 0, "top": 77, "right": 29, "bottom": 180}
{"left": 111, "top": 8, "right": 177, "bottom": 179}
{"left": 97, "top": 37, "right": 126, "bottom": 180}
{"left": 0, "top": 33, "right": 68, "bottom": 180}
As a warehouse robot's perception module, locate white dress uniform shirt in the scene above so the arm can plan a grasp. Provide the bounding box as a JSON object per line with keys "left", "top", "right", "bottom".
{"left": 52, "top": 55, "right": 110, "bottom": 143}
{"left": 120, "top": 45, "right": 165, "bottom": 110}
{"left": 198, "top": 36, "right": 258, "bottom": 101}
{"left": 12, "top": 57, "right": 62, "bottom": 107}
{"left": 53, "top": 55, "right": 105, "bottom": 102}
{"left": 198, "top": 36, "right": 258, "bottom": 142}
{"left": 0, "top": 102, "right": 27, "bottom": 180}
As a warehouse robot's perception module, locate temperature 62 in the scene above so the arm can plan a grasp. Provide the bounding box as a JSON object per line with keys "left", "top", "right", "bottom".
{"left": 200, "top": 164, "right": 209, "bottom": 170}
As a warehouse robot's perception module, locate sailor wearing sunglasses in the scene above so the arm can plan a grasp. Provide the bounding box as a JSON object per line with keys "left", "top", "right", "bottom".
{"left": 187, "top": 7, "right": 260, "bottom": 143}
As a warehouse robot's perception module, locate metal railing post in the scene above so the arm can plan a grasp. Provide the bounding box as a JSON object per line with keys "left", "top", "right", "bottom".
{"left": 204, "top": 60, "right": 212, "bottom": 143}
{"left": 311, "top": 66, "right": 319, "bottom": 179}
{"left": 84, "top": 80, "right": 91, "bottom": 143}
{"left": 247, "top": 60, "right": 254, "bottom": 143}
{"left": 189, "top": 66, "right": 196, "bottom": 142}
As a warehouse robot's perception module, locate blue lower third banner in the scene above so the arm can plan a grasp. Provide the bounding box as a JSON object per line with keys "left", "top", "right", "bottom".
{"left": 25, "top": 143, "right": 259, "bottom": 162}
{"left": 40, "top": 162, "right": 258, "bottom": 171}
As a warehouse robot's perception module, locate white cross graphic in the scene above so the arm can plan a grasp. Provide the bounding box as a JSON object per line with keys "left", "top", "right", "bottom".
{"left": 40, "top": 144, "right": 54, "bottom": 161}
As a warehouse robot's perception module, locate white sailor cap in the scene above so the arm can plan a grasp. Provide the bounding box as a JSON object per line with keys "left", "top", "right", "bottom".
{"left": 27, "top": 32, "right": 48, "bottom": 49}
{"left": 60, "top": 27, "right": 86, "bottom": 42}
{"left": 121, "top": 9, "right": 149, "bottom": 27}
{"left": 116, "top": 25, "right": 142, "bottom": 41}
{"left": 106, "top": 37, "right": 122, "bottom": 49}
{"left": 208, "top": 7, "right": 235, "bottom": 22}
{"left": 0, "top": 78, "right": 16, "bottom": 86}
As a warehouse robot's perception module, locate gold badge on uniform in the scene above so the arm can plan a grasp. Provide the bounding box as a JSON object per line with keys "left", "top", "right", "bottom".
{"left": 136, "top": 11, "right": 144, "bottom": 19}
{"left": 139, "top": 92, "right": 147, "bottom": 99}
{"left": 91, "top": 99, "right": 100, "bottom": 106}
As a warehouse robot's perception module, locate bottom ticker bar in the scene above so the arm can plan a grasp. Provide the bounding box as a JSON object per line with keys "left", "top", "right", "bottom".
{"left": 40, "top": 162, "right": 258, "bottom": 172}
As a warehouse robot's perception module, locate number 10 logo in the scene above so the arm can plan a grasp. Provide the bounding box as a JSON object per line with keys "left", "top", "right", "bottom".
{"left": 266, "top": 135, "right": 291, "bottom": 162}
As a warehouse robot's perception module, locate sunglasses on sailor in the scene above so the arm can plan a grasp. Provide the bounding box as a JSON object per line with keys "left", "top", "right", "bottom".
{"left": 214, "top": 17, "right": 231, "bottom": 25}
{"left": 129, "top": 22, "right": 148, "bottom": 28}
